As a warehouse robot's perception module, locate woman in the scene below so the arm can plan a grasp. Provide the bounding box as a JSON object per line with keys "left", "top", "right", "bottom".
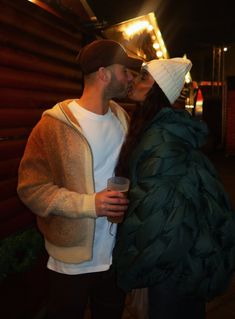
{"left": 113, "top": 58, "right": 235, "bottom": 319}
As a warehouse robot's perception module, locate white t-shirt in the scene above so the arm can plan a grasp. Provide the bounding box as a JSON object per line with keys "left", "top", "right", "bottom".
{"left": 47, "top": 100, "right": 125, "bottom": 274}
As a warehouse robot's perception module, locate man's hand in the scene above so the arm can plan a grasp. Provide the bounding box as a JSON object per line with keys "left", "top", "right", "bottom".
{"left": 95, "top": 189, "right": 129, "bottom": 218}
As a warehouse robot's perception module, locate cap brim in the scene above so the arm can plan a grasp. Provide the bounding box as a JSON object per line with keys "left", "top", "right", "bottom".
{"left": 125, "top": 57, "right": 143, "bottom": 71}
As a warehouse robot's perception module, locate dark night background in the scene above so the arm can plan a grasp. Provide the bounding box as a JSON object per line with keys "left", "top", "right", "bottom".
{"left": 87, "top": 0, "right": 235, "bottom": 57}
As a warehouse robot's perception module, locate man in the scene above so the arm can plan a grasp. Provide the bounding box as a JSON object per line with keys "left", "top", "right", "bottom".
{"left": 17, "top": 39, "right": 142, "bottom": 319}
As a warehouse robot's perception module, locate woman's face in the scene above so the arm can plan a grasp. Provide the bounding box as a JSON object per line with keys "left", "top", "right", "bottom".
{"left": 128, "top": 69, "right": 155, "bottom": 102}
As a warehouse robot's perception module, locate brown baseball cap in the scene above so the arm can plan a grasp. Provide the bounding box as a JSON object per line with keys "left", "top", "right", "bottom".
{"left": 76, "top": 39, "right": 143, "bottom": 74}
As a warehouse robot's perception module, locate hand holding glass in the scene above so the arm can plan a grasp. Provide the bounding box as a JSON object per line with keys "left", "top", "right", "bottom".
{"left": 107, "top": 176, "right": 130, "bottom": 223}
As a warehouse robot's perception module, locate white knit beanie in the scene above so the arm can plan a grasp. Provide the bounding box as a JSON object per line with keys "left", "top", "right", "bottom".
{"left": 143, "top": 58, "right": 192, "bottom": 104}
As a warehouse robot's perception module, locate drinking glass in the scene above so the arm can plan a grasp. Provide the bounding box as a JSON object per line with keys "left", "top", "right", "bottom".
{"left": 107, "top": 176, "right": 130, "bottom": 223}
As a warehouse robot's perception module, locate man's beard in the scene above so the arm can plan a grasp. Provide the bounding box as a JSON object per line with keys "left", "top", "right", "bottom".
{"left": 105, "top": 73, "right": 130, "bottom": 100}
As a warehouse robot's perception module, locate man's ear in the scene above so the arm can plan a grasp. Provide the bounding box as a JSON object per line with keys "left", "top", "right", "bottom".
{"left": 97, "top": 67, "right": 111, "bottom": 82}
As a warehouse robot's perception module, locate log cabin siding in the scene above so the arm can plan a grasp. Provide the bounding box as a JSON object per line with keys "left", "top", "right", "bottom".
{"left": 0, "top": 0, "right": 88, "bottom": 239}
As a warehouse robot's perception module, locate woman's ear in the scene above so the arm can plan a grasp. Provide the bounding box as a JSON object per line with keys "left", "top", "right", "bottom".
{"left": 97, "top": 67, "right": 111, "bottom": 82}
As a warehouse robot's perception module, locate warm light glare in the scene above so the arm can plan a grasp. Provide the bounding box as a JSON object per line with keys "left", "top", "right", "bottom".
{"left": 156, "top": 50, "right": 163, "bottom": 58}
{"left": 223, "top": 47, "right": 228, "bottom": 52}
{"left": 157, "top": 30, "right": 162, "bottom": 39}
{"left": 124, "top": 20, "right": 150, "bottom": 37}
{"left": 122, "top": 13, "right": 169, "bottom": 59}
{"left": 153, "top": 42, "right": 160, "bottom": 49}
{"left": 104, "top": 12, "right": 169, "bottom": 59}
{"left": 185, "top": 73, "right": 191, "bottom": 83}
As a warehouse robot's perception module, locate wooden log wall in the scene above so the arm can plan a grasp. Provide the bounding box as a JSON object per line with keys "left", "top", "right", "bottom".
{"left": 0, "top": 1, "right": 97, "bottom": 318}
{"left": 0, "top": 0, "right": 91, "bottom": 239}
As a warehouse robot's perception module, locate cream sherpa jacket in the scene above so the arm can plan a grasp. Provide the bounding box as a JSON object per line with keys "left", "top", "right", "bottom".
{"left": 17, "top": 99, "right": 129, "bottom": 263}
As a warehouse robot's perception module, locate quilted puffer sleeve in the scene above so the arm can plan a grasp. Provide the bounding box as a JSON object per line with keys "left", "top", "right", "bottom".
{"left": 114, "top": 136, "right": 235, "bottom": 300}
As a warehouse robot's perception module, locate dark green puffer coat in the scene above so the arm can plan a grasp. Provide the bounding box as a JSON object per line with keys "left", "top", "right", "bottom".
{"left": 113, "top": 107, "right": 235, "bottom": 301}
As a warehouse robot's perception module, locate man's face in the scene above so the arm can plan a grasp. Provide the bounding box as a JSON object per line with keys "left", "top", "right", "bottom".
{"left": 105, "top": 64, "right": 134, "bottom": 99}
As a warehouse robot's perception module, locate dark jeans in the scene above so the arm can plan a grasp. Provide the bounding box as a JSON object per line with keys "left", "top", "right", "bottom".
{"left": 46, "top": 268, "right": 125, "bottom": 319}
{"left": 148, "top": 282, "right": 206, "bottom": 319}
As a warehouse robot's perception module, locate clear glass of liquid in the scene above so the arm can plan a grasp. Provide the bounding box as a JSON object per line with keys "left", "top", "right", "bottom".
{"left": 107, "top": 176, "right": 130, "bottom": 224}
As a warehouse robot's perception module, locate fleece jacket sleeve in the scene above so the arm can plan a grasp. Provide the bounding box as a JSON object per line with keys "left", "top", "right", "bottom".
{"left": 17, "top": 117, "right": 97, "bottom": 219}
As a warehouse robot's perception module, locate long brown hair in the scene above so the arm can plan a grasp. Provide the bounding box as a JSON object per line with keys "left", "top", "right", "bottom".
{"left": 115, "top": 82, "right": 172, "bottom": 177}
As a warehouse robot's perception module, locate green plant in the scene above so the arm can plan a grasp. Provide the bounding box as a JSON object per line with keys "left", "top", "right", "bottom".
{"left": 0, "top": 227, "right": 44, "bottom": 280}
